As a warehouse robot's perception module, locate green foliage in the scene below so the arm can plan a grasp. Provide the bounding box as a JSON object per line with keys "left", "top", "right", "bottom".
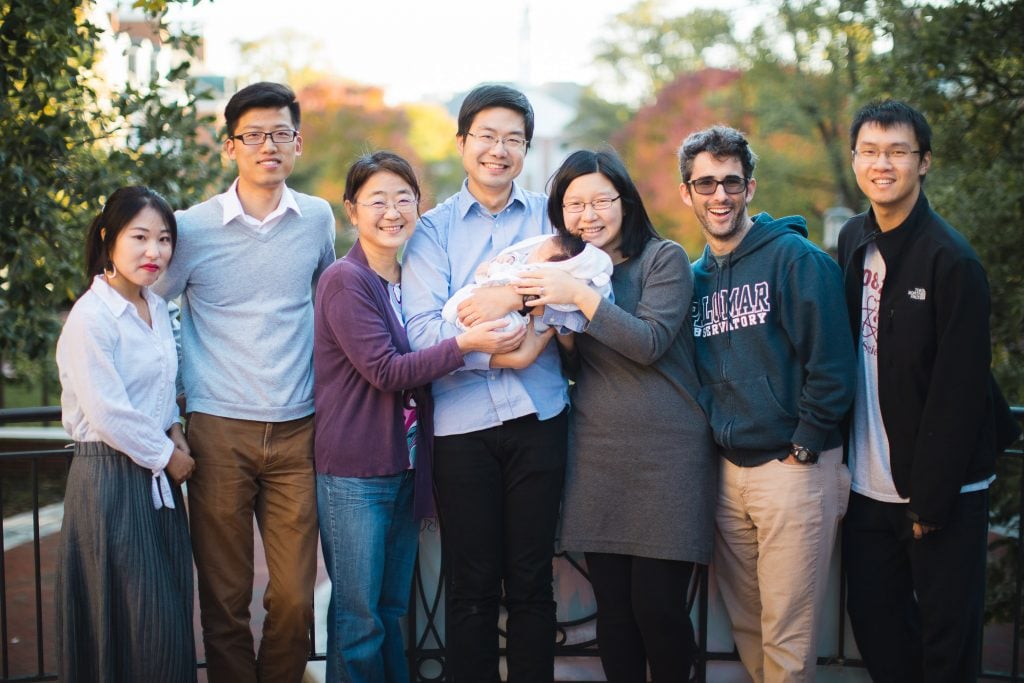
{"left": 0, "top": 0, "right": 225, "bottom": 400}
{"left": 593, "top": 0, "right": 736, "bottom": 105}
{"left": 563, "top": 86, "right": 634, "bottom": 150}
{"left": 739, "top": 0, "right": 879, "bottom": 211}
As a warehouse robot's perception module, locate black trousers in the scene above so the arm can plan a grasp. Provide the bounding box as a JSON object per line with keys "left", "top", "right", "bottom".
{"left": 585, "top": 552, "right": 697, "bottom": 683}
{"left": 433, "top": 410, "right": 568, "bottom": 683}
{"left": 843, "top": 490, "right": 989, "bottom": 683}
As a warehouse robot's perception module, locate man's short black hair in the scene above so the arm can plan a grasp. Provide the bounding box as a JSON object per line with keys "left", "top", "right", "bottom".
{"left": 849, "top": 99, "right": 932, "bottom": 156}
{"left": 677, "top": 125, "right": 757, "bottom": 183}
{"left": 224, "top": 82, "right": 300, "bottom": 137}
{"left": 456, "top": 84, "right": 534, "bottom": 146}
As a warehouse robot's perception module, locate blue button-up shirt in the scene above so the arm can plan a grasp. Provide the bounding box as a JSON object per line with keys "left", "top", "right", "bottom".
{"left": 402, "top": 181, "right": 569, "bottom": 436}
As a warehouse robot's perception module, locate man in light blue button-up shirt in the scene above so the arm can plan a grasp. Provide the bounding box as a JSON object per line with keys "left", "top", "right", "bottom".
{"left": 403, "top": 85, "right": 569, "bottom": 682}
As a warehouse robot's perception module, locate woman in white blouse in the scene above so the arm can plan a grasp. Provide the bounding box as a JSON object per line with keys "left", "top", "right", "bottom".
{"left": 54, "top": 186, "right": 197, "bottom": 683}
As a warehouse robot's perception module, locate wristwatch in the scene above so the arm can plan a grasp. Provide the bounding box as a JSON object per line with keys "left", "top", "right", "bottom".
{"left": 788, "top": 443, "right": 819, "bottom": 464}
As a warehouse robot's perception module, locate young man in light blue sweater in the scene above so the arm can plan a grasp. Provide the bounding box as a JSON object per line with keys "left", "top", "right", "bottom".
{"left": 154, "top": 82, "right": 336, "bottom": 682}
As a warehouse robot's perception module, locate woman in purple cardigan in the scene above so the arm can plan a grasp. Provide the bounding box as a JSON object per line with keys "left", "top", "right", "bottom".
{"left": 313, "top": 152, "right": 547, "bottom": 683}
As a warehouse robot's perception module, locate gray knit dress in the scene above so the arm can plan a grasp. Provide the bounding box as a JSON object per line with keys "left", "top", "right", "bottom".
{"left": 558, "top": 238, "right": 717, "bottom": 564}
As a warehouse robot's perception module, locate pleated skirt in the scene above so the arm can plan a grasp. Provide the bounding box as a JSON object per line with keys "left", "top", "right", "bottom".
{"left": 55, "top": 441, "right": 197, "bottom": 683}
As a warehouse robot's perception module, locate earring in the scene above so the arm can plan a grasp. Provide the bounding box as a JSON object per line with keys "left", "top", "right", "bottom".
{"left": 104, "top": 262, "right": 118, "bottom": 279}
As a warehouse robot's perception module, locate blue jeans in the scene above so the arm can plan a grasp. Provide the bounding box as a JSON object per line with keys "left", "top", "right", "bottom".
{"left": 317, "top": 470, "right": 419, "bottom": 683}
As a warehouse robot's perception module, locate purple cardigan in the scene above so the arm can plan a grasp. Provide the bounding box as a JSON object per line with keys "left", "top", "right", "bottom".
{"left": 313, "top": 240, "right": 465, "bottom": 518}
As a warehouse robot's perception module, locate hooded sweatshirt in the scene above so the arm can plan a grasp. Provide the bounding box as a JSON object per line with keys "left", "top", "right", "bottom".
{"left": 690, "top": 212, "right": 856, "bottom": 467}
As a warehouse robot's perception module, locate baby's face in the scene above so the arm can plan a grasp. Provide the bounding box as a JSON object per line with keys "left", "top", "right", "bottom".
{"left": 526, "top": 238, "right": 562, "bottom": 264}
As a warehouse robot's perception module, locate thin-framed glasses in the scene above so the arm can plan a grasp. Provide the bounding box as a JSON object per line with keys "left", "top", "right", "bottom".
{"left": 563, "top": 195, "right": 621, "bottom": 213}
{"left": 853, "top": 148, "right": 921, "bottom": 163}
{"left": 229, "top": 130, "right": 299, "bottom": 145}
{"left": 466, "top": 132, "right": 527, "bottom": 151}
{"left": 356, "top": 198, "right": 419, "bottom": 213}
{"left": 687, "top": 176, "right": 748, "bottom": 195}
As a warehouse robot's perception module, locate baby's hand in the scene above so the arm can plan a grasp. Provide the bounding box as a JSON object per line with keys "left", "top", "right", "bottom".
{"left": 493, "top": 253, "right": 516, "bottom": 265}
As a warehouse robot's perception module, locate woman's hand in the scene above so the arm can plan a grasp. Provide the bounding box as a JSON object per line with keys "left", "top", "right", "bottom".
{"left": 167, "top": 422, "right": 190, "bottom": 456}
{"left": 456, "top": 286, "right": 522, "bottom": 327}
{"left": 165, "top": 447, "right": 195, "bottom": 485}
{"left": 514, "top": 269, "right": 602, "bottom": 320}
{"left": 455, "top": 318, "right": 527, "bottom": 355}
{"left": 490, "top": 320, "right": 556, "bottom": 369}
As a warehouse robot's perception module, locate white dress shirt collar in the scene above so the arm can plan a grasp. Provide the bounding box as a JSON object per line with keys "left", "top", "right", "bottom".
{"left": 219, "top": 178, "right": 302, "bottom": 233}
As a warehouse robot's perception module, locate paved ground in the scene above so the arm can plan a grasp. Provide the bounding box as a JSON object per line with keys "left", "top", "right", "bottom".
{"left": 1, "top": 505, "right": 1020, "bottom": 682}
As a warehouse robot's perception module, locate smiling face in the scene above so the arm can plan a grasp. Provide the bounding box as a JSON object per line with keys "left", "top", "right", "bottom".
{"left": 852, "top": 121, "right": 931, "bottom": 230}
{"left": 106, "top": 205, "right": 173, "bottom": 297}
{"left": 562, "top": 172, "right": 624, "bottom": 258}
{"left": 225, "top": 106, "right": 302, "bottom": 194}
{"left": 457, "top": 107, "right": 526, "bottom": 203}
{"left": 344, "top": 170, "right": 419, "bottom": 258}
{"left": 680, "top": 152, "right": 756, "bottom": 255}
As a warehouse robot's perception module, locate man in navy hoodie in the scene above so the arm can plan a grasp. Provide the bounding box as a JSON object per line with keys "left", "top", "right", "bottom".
{"left": 838, "top": 100, "right": 1021, "bottom": 683}
{"left": 678, "top": 125, "right": 856, "bottom": 683}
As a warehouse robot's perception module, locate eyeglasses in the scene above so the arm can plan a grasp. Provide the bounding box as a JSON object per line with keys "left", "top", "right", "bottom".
{"left": 356, "top": 198, "right": 419, "bottom": 213}
{"left": 687, "top": 176, "right": 748, "bottom": 195}
{"left": 853, "top": 148, "right": 922, "bottom": 163}
{"left": 563, "top": 196, "right": 621, "bottom": 213}
{"left": 229, "top": 130, "right": 299, "bottom": 145}
{"left": 466, "top": 132, "right": 528, "bottom": 151}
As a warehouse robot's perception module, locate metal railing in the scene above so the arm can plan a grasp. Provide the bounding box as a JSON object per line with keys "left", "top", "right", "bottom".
{"left": 3, "top": 406, "right": 1022, "bottom": 682}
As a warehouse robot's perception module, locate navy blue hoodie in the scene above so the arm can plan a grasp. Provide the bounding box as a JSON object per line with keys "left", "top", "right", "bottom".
{"left": 690, "top": 212, "right": 855, "bottom": 466}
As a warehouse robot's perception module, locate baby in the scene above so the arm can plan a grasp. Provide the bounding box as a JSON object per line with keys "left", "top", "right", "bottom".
{"left": 443, "top": 232, "right": 613, "bottom": 334}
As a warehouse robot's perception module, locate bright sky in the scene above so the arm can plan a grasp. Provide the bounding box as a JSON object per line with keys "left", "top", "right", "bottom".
{"left": 169, "top": 0, "right": 764, "bottom": 105}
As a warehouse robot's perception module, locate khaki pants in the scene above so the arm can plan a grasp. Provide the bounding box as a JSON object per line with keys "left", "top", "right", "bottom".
{"left": 186, "top": 412, "right": 318, "bottom": 683}
{"left": 712, "top": 447, "right": 850, "bottom": 683}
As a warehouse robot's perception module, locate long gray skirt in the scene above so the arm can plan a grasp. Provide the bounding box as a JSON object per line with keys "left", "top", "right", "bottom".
{"left": 55, "top": 441, "right": 197, "bottom": 683}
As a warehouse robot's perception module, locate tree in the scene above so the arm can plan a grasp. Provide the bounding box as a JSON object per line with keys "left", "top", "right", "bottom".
{"left": 593, "top": 0, "right": 736, "bottom": 106}
{"left": 739, "top": 0, "right": 876, "bottom": 212}
{"left": 0, "top": 0, "right": 225, "bottom": 406}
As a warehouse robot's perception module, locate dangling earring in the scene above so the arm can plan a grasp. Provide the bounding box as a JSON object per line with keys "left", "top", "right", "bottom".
{"left": 104, "top": 261, "right": 117, "bottom": 279}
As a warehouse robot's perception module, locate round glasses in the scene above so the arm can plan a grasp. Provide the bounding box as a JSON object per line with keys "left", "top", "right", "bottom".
{"left": 687, "top": 176, "right": 748, "bottom": 195}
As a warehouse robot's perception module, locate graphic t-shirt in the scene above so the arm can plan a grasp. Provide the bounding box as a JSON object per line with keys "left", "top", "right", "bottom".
{"left": 849, "top": 243, "right": 908, "bottom": 502}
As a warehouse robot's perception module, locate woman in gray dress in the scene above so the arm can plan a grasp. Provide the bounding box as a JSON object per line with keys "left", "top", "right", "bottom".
{"left": 55, "top": 186, "right": 197, "bottom": 683}
{"left": 516, "top": 150, "right": 716, "bottom": 682}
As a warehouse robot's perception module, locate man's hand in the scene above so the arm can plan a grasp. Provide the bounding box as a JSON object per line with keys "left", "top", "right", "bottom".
{"left": 490, "top": 321, "right": 555, "bottom": 369}
{"left": 457, "top": 286, "right": 522, "bottom": 327}
{"left": 912, "top": 521, "right": 938, "bottom": 540}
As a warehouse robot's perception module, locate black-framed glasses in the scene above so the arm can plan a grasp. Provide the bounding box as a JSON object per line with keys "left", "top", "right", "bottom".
{"left": 229, "top": 130, "right": 299, "bottom": 146}
{"left": 563, "top": 196, "right": 621, "bottom": 213}
{"left": 687, "top": 176, "right": 748, "bottom": 195}
{"left": 853, "top": 148, "right": 921, "bottom": 163}
{"left": 466, "top": 132, "right": 527, "bottom": 151}
{"left": 356, "top": 198, "right": 419, "bottom": 214}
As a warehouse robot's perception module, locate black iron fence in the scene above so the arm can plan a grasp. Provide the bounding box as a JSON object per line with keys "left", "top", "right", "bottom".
{"left": 2, "top": 406, "right": 1022, "bottom": 682}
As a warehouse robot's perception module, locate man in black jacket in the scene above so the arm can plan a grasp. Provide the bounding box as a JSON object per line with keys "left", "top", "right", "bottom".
{"left": 838, "top": 99, "right": 1021, "bottom": 683}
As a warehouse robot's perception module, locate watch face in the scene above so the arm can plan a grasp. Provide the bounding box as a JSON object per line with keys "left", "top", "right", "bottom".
{"left": 792, "top": 446, "right": 819, "bottom": 464}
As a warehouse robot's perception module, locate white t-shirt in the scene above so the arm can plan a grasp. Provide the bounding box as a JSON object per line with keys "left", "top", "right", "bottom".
{"left": 849, "top": 243, "right": 907, "bottom": 502}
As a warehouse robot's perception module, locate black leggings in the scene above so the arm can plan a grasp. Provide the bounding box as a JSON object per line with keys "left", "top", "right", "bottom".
{"left": 585, "top": 552, "right": 697, "bottom": 683}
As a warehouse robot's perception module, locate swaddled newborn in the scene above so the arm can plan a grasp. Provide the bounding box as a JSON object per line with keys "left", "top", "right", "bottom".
{"left": 442, "top": 232, "right": 614, "bottom": 333}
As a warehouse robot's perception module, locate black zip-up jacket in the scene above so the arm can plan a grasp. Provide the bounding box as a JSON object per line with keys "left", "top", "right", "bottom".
{"left": 837, "top": 192, "right": 1020, "bottom": 527}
